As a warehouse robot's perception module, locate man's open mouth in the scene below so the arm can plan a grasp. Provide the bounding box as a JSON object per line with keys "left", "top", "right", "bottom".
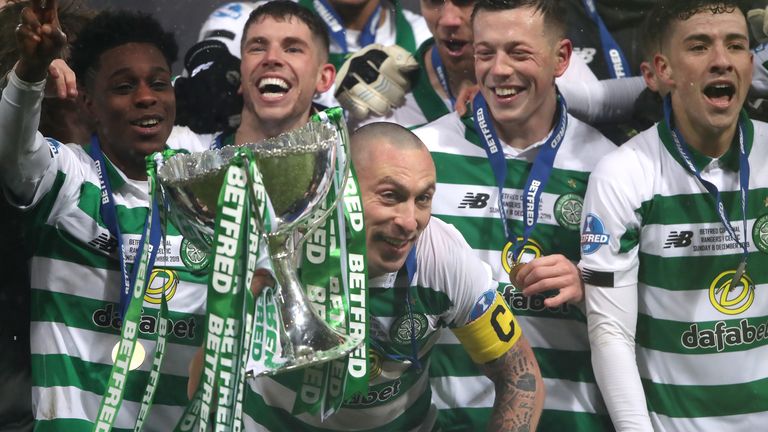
{"left": 703, "top": 82, "right": 735, "bottom": 105}
{"left": 258, "top": 77, "right": 290, "bottom": 97}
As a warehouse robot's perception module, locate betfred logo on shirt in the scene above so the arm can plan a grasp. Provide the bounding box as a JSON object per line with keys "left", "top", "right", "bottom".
{"left": 581, "top": 213, "right": 610, "bottom": 255}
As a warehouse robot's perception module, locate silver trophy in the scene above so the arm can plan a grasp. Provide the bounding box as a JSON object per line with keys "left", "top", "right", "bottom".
{"left": 156, "top": 119, "right": 360, "bottom": 375}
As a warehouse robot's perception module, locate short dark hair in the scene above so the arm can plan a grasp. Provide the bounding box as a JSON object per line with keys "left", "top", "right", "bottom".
{"left": 70, "top": 10, "right": 177, "bottom": 88}
{"left": 651, "top": 0, "right": 742, "bottom": 53}
{"left": 471, "top": 0, "right": 567, "bottom": 40}
{"left": 242, "top": 0, "right": 330, "bottom": 59}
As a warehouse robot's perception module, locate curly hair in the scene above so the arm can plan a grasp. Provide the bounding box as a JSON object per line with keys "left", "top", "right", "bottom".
{"left": 650, "top": 0, "right": 741, "bottom": 51}
{"left": 69, "top": 9, "right": 178, "bottom": 88}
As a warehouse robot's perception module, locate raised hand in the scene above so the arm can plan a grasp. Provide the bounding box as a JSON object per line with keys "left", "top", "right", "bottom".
{"left": 15, "top": 0, "right": 67, "bottom": 82}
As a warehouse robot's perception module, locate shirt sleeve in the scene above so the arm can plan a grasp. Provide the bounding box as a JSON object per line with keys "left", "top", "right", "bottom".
{"left": 578, "top": 145, "right": 647, "bottom": 288}
{"left": 579, "top": 142, "right": 654, "bottom": 430}
{"left": 558, "top": 54, "right": 646, "bottom": 123}
{"left": 417, "top": 218, "right": 521, "bottom": 364}
{"left": 0, "top": 70, "right": 60, "bottom": 207}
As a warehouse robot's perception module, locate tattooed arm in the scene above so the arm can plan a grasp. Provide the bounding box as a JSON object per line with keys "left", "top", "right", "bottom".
{"left": 479, "top": 335, "right": 544, "bottom": 432}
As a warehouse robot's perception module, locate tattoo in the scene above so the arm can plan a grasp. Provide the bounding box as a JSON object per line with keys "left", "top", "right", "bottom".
{"left": 480, "top": 339, "right": 541, "bottom": 432}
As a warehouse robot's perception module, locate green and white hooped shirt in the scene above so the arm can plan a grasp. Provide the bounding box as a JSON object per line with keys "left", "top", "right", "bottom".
{"left": 580, "top": 115, "right": 768, "bottom": 431}
{"left": 242, "top": 217, "right": 504, "bottom": 431}
{"left": 414, "top": 111, "right": 617, "bottom": 432}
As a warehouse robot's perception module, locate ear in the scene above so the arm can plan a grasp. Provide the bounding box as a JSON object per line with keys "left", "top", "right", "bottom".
{"left": 639, "top": 61, "right": 659, "bottom": 92}
{"left": 315, "top": 62, "right": 336, "bottom": 94}
{"left": 653, "top": 53, "right": 674, "bottom": 88}
{"left": 82, "top": 89, "right": 97, "bottom": 120}
{"left": 553, "top": 38, "right": 572, "bottom": 78}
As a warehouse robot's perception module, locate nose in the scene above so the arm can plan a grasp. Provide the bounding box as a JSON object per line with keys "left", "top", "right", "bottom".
{"left": 134, "top": 81, "right": 157, "bottom": 107}
{"left": 393, "top": 201, "right": 419, "bottom": 235}
{"left": 438, "top": 1, "right": 463, "bottom": 29}
{"left": 490, "top": 51, "right": 513, "bottom": 76}
{"left": 262, "top": 45, "right": 284, "bottom": 66}
{"left": 710, "top": 42, "right": 734, "bottom": 74}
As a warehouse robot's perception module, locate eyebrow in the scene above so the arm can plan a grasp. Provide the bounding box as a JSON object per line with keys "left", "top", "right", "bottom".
{"left": 244, "top": 35, "right": 310, "bottom": 47}
{"left": 107, "top": 65, "right": 169, "bottom": 80}
{"left": 683, "top": 32, "right": 748, "bottom": 44}
{"left": 379, "top": 176, "right": 436, "bottom": 193}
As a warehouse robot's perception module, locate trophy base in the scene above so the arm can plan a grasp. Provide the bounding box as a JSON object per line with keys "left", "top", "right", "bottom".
{"left": 247, "top": 335, "right": 361, "bottom": 378}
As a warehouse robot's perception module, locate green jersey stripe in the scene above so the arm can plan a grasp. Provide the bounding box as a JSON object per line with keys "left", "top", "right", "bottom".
{"left": 31, "top": 354, "right": 189, "bottom": 407}
{"left": 643, "top": 376, "right": 768, "bottom": 418}
{"left": 638, "top": 252, "right": 767, "bottom": 291}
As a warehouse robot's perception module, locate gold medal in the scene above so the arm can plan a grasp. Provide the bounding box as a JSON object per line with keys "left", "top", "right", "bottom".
{"left": 508, "top": 262, "right": 527, "bottom": 291}
{"left": 111, "top": 340, "right": 146, "bottom": 371}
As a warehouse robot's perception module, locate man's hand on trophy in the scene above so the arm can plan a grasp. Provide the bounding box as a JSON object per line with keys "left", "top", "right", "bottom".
{"left": 250, "top": 268, "right": 275, "bottom": 299}
{"left": 174, "top": 40, "right": 243, "bottom": 134}
{"left": 749, "top": 7, "right": 768, "bottom": 44}
{"left": 334, "top": 44, "right": 418, "bottom": 120}
{"left": 16, "top": 0, "right": 67, "bottom": 82}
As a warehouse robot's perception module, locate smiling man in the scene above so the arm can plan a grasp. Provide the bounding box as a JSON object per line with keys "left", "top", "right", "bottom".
{"left": 240, "top": 122, "right": 544, "bottom": 431}
{"left": 413, "top": 0, "right": 616, "bottom": 430}
{"left": 220, "top": 0, "right": 336, "bottom": 147}
{"left": 0, "top": 2, "right": 216, "bottom": 430}
{"left": 579, "top": 1, "right": 768, "bottom": 430}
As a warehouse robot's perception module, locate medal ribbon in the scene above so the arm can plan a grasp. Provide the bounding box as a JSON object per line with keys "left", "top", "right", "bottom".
{"left": 91, "top": 148, "right": 164, "bottom": 432}
{"left": 133, "top": 151, "right": 183, "bottom": 431}
{"left": 662, "top": 96, "right": 750, "bottom": 285}
{"left": 87, "top": 135, "right": 162, "bottom": 320}
{"left": 472, "top": 91, "right": 568, "bottom": 264}
{"left": 308, "top": 0, "right": 381, "bottom": 54}
{"left": 581, "top": 0, "right": 631, "bottom": 78}
{"left": 430, "top": 46, "right": 455, "bottom": 108}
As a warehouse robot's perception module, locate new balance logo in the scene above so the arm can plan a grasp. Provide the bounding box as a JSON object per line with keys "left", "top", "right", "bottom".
{"left": 664, "top": 230, "right": 693, "bottom": 248}
{"left": 459, "top": 192, "right": 490, "bottom": 209}
{"left": 88, "top": 232, "right": 118, "bottom": 253}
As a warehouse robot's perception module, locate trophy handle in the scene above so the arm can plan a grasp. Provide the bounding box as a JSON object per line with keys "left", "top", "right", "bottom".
{"left": 298, "top": 111, "right": 352, "bottom": 243}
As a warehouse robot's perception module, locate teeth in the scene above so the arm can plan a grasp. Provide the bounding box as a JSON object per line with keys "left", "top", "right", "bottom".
{"left": 495, "top": 87, "right": 518, "bottom": 97}
{"left": 135, "top": 119, "right": 159, "bottom": 127}
{"left": 258, "top": 77, "right": 289, "bottom": 90}
{"left": 383, "top": 237, "right": 407, "bottom": 247}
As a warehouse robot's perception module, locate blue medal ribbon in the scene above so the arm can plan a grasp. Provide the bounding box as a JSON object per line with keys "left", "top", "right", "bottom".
{"left": 662, "top": 97, "right": 750, "bottom": 285}
{"left": 581, "top": 0, "right": 631, "bottom": 79}
{"left": 369, "top": 246, "right": 421, "bottom": 370}
{"left": 312, "top": 0, "right": 381, "bottom": 53}
{"left": 430, "top": 46, "right": 456, "bottom": 108}
{"left": 88, "top": 135, "right": 162, "bottom": 319}
{"left": 472, "top": 91, "right": 568, "bottom": 264}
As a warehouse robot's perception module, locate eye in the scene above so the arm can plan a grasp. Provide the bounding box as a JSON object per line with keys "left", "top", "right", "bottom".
{"left": 380, "top": 191, "right": 398, "bottom": 202}
{"left": 247, "top": 45, "right": 265, "bottom": 54}
{"left": 112, "top": 82, "right": 134, "bottom": 94}
{"left": 690, "top": 44, "right": 707, "bottom": 52}
{"left": 474, "top": 49, "right": 494, "bottom": 61}
{"left": 151, "top": 79, "right": 171, "bottom": 90}
{"left": 285, "top": 46, "right": 304, "bottom": 54}
{"left": 416, "top": 193, "right": 433, "bottom": 206}
{"left": 728, "top": 42, "right": 747, "bottom": 51}
{"left": 510, "top": 49, "right": 531, "bottom": 60}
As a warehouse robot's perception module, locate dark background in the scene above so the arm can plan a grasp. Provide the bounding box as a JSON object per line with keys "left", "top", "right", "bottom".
{"left": 1, "top": 0, "right": 765, "bottom": 431}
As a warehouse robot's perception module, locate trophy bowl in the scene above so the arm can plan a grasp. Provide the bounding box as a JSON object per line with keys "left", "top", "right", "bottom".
{"left": 156, "top": 120, "right": 360, "bottom": 375}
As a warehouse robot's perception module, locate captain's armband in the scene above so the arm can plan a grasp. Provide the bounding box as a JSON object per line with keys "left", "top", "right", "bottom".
{"left": 452, "top": 292, "right": 521, "bottom": 364}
